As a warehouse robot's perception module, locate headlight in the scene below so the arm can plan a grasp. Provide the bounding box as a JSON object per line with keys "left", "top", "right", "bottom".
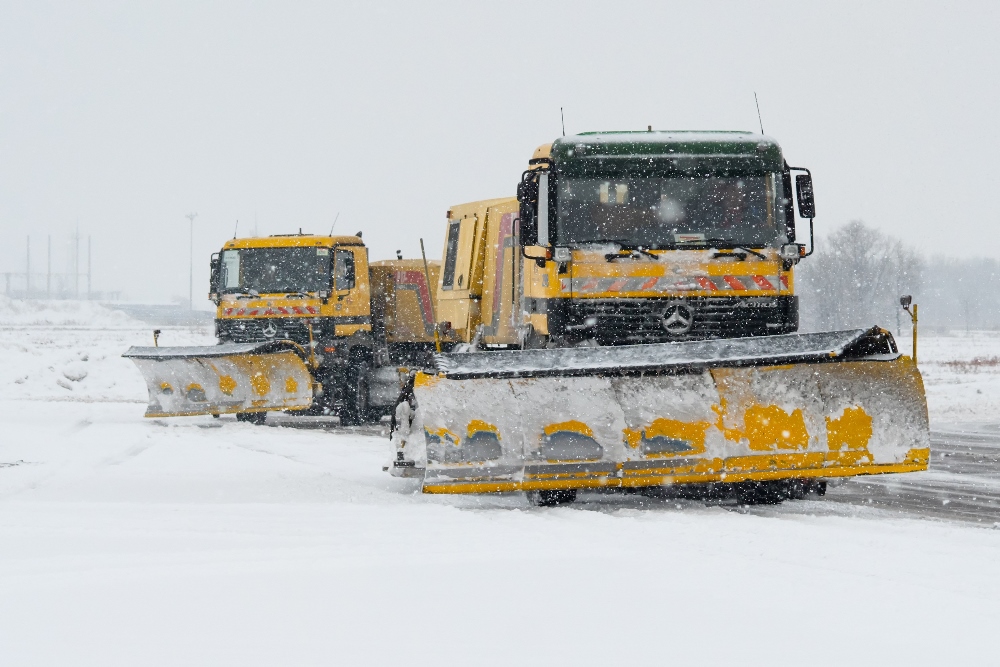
{"left": 779, "top": 244, "right": 804, "bottom": 261}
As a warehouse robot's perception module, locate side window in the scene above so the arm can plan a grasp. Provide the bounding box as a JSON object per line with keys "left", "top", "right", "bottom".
{"left": 222, "top": 250, "right": 240, "bottom": 289}
{"left": 453, "top": 217, "right": 477, "bottom": 290}
{"left": 441, "top": 220, "right": 461, "bottom": 290}
{"left": 334, "top": 249, "right": 355, "bottom": 290}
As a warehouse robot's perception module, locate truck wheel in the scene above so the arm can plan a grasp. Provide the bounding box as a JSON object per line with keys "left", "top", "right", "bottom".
{"left": 734, "top": 481, "right": 786, "bottom": 506}
{"left": 341, "top": 361, "right": 372, "bottom": 426}
{"left": 527, "top": 489, "right": 577, "bottom": 507}
{"left": 236, "top": 411, "right": 267, "bottom": 425}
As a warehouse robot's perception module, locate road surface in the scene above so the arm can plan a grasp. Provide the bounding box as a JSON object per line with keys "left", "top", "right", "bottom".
{"left": 265, "top": 414, "right": 1000, "bottom": 525}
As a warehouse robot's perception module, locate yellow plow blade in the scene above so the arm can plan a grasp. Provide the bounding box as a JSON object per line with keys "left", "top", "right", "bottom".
{"left": 390, "top": 329, "right": 930, "bottom": 493}
{"left": 123, "top": 342, "right": 314, "bottom": 418}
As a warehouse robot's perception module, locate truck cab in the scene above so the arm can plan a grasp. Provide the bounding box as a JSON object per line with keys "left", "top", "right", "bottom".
{"left": 438, "top": 131, "right": 815, "bottom": 348}
{"left": 208, "top": 233, "right": 376, "bottom": 422}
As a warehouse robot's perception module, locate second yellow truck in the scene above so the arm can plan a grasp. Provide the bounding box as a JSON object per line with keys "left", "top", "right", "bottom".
{"left": 126, "top": 233, "right": 440, "bottom": 425}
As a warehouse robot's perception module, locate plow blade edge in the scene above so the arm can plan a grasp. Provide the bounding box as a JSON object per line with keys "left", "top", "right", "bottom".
{"left": 391, "top": 329, "right": 930, "bottom": 493}
{"left": 123, "top": 342, "right": 314, "bottom": 418}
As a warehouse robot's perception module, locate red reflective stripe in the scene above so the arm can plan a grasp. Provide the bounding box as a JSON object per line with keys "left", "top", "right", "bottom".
{"left": 753, "top": 276, "right": 774, "bottom": 290}
{"left": 607, "top": 279, "right": 628, "bottom": 291}
{"left": 640, "top": 277, "right": 658, "bottom": 290}
{"left": 779, "top": 275, "right": 789, "bottom": 289}
{"left": 581, "top": 279, "right": 599, "bottom": 291}
{"left": 696, "top": 277, "right": 716, "bottom": 290}
{"left": 724, "top": 276, "right": 745, "bottom": 290}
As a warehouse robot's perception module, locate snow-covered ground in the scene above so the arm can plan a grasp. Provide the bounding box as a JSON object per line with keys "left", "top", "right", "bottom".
{"left": 913, "top": 329, "right": 1000, "bottom": 425}
{"left": 2, "top": 298, "right": 1000, "bottom": 665}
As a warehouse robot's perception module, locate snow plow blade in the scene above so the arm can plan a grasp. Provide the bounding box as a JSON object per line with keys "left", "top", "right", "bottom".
{"left": 123, "top": 342, "right": 314, "bottom": 418}
{"left": 390, "top": 328, "right": 930, "bottom": 494}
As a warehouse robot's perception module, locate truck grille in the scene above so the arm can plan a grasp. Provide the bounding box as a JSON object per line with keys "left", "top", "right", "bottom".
{"left": 216, "top": 318, "right": 317, "bottom": 345}
{"left": 562, "top": 297, "right": 797, "bottom": 344}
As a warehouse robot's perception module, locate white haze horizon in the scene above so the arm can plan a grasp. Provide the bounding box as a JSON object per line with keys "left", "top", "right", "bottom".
{"left": 1, "top": 1, "right": 997, "bottom": 303}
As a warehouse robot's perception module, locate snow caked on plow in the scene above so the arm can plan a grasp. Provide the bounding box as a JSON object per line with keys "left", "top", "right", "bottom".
{"left": 123, "top": 342, "right": 314, "bottom": 418}
{"left": 390, "top": 329, "right": 930, "bottom": 499}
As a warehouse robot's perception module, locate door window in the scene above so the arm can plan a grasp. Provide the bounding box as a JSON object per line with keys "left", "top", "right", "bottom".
{"left": 222, "top": 250, "right": 240, "bottom": 289}
{"left": 441, "top": 220, "right": 461, "bottom": 290}
{"left": 334, "top": 249, "right": 355, "bottom": 290}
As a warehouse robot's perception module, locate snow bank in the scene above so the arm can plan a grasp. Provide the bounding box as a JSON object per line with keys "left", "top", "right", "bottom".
{"left": 0, "top": 296, "right": 139, "bottom": 327}
{"left": 0, "top": 314, "right": 214, "bottom": 402}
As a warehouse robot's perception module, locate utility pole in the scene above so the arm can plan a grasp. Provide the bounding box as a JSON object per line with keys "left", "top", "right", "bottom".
{"left": 87, "top": 235, "right": 92, "bottom": 300}
{"left": 186, "top": 212, "right": 198, "bottom": 310}
{"left": 74, "top": 222, "right": 80, "bottom": 298}
{"left": 47, "top": 235, "right": 51, "bottom": 299}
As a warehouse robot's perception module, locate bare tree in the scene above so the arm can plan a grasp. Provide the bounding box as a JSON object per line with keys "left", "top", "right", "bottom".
{"left": 797, "top": 220, "right": 923, "bottom": 332}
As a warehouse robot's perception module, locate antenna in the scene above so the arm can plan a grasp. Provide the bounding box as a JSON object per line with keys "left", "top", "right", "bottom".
{"left": 328, "top": 211, "right": 341, "bottom": 236}
{"left": 233, "top": 220, "right": 239, "bottom": 239}
{"left": 560, "top": 107, "right": 566, "bottom": 136}
{"left": 754, "top": 92, "right": 765, "bottom": 135}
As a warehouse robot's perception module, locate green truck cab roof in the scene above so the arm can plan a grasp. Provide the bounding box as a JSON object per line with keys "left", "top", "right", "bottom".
{"left": 550, "top": 131, "right": 784, "bottom": 174}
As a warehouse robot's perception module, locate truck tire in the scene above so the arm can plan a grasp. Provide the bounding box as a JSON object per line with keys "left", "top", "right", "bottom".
{"left": 341, "top": 361, "right": 372, "bottom": 426}
{"left": 236, "top": 411, "right": 267, "bottom": 425}
{"left": 527, "top": 489, "right": 577, "bottom": 507}
{"left": 734, "top": 480, "right": 796, "bottom": 505}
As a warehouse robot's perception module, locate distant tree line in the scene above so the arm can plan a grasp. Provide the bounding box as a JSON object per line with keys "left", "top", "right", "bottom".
{"left": 796, "top": 220, "right": 1000, "bottom": 334}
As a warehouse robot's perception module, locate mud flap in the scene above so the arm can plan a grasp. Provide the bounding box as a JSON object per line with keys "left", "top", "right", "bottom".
{"left": 124, "top": 342, "right": 314, "bottom": 418}
{"left": 395, "top": 329, "right": 931, "bottom": 493}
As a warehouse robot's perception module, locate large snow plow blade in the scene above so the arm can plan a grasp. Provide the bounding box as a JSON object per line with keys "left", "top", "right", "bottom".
{"left": 390, "top": 328, "right": 930, "bottom": 493}
{"left": 123, "top": 342, "right": 314, "bottom": 418}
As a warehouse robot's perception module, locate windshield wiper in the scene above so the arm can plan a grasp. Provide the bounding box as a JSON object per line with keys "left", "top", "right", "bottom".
{"left": 576, "top": 239, "right": 660, "bottom": 260}
{"left": 695, "top": 239, "right": 767, "bottom": 260}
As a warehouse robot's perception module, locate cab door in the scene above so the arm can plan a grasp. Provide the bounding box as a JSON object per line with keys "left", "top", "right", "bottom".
{"left": 437, "top": 214, "right": 480, "bottom": 339}
{"left": 332, "top": 246, "right": 372, "bottom": 337}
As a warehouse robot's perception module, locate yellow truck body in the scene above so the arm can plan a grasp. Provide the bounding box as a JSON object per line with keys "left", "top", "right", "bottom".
{"left": 389, "top": 132, "right": 930, "bottom": 506}
{"left": 126, "top": 233, "right": 441, "bottom": 424}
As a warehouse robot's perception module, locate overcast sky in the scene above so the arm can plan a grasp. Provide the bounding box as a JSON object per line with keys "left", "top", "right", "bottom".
{"left": 1, "top": 1, "right": 997, "bottom": 304}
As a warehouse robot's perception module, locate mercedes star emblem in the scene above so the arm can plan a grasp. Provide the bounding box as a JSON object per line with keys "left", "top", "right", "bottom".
{"left": 262, "top": 321, "right": 278, "bottom": 338}
{"left": 662, "top": 302, "right": 694, "bottom": 335}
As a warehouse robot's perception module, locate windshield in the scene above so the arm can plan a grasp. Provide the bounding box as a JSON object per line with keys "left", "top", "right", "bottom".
{"left": 220, "top": 247, "right": 331, "bottom": 294}
{"left": 555, "top": 173, "right": 784, "bottom": 248}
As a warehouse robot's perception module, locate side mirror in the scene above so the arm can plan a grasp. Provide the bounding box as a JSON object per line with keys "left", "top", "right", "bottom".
{"left": 209, "top": 253, "right": 221, "bottom": 303}
{"left": 796, "top": 173, "right": 816, "bottom": 219}
{"left": 517, "top": 173, "right": 539, "bottom": 246}
{"left": 900, "top": 295, "right": 912, "bottom": 308}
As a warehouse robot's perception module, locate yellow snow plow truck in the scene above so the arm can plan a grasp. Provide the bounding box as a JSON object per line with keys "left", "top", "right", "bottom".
{"left": 124, "top": 233, "right": 440, "bottom": 425}
{"left": 389, "top": 131, "right": 930, "bottom": 505}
